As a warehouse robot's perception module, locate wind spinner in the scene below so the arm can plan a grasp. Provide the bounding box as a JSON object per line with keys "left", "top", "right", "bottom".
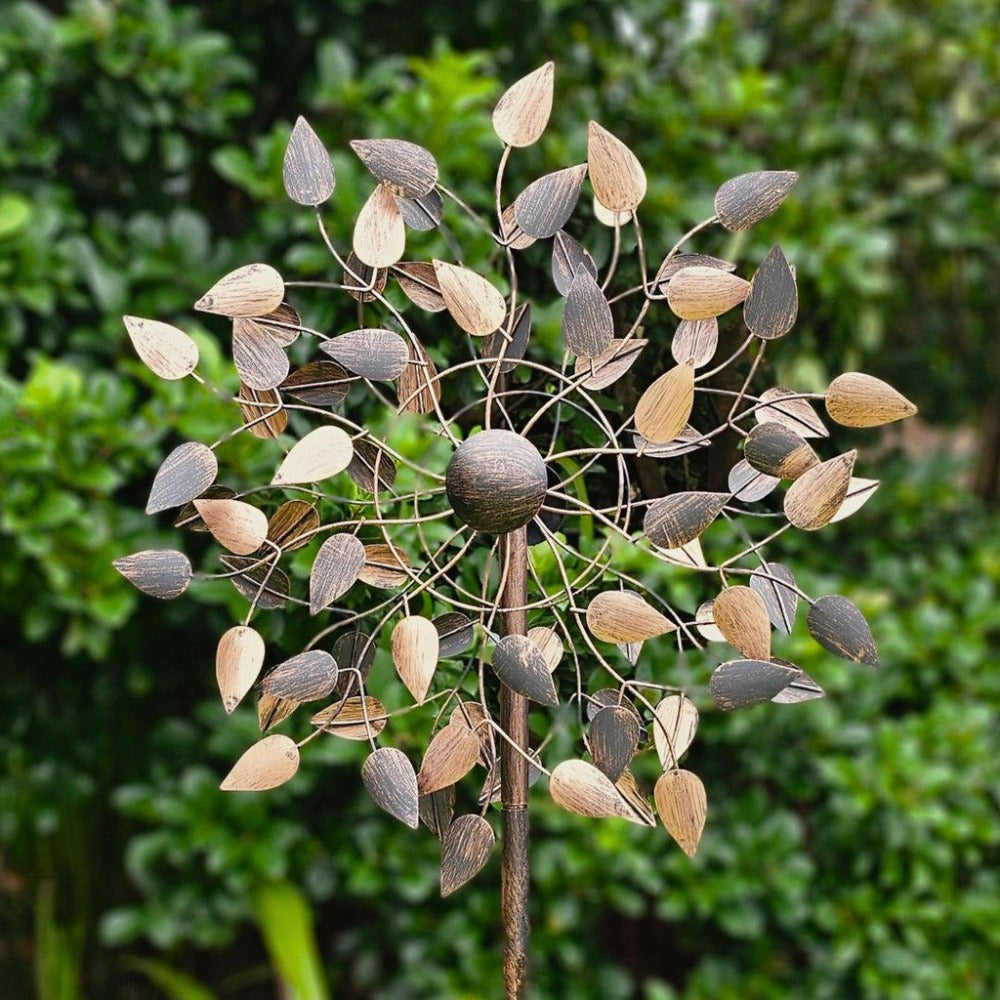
{"left": 115, "top": 62, "right": 916, "bottom": 976}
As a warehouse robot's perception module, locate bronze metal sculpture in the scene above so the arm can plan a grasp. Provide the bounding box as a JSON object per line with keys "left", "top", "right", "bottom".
{"left": 116, "top": 62, "right": 916, "bottom": 997}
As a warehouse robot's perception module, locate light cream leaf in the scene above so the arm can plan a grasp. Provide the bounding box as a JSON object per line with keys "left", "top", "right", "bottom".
{"left": 194, "top": 499, "right": 269, "bottom": 555}
{"left": 433, "top": 261, "right": 506, "bottom": 336}
{"left": 216, "top": 625, "right": 265, "bottom": 713}
{"left": 195, "top": 263, "right": 284, "bottom": 317}
{"left": 391, "top": 615, "right": 439, "bottom": 704}
{"left": 123, "top": 315, "right": 199, "bottom": 380}
{"left": 271, "top": 426, "right": 354, "bottom": 485}
{"left": 492, "top": 62, "right": 554, "bottom": 147}
{"left": 220, "top": 734, "right": 300, "bottom": 792}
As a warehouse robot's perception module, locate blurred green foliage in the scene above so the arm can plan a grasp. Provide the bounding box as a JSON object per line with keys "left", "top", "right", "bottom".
{"left": 0, "top": 0, "right": 996, "bottom": 997}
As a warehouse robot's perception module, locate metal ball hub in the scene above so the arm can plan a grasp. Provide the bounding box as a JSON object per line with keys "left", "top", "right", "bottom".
{"left": 445, "top": 430, "right": 548, "bottom": 534}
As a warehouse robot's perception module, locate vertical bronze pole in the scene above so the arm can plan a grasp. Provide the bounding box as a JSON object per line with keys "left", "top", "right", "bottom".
{"left": 499, "top": 526, "right": 530, "bottom": 999}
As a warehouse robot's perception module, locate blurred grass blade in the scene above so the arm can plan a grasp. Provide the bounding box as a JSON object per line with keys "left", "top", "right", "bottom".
{"left": 251, "top": 881, "right": 330, "bottom": 1000}
{"left": 122, "top": 958, "right": 216, "bottom": 1000}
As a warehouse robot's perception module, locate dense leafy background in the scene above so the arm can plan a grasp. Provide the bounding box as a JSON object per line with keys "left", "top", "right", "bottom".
{"left": 1, "top": 1, "right": 997, "bottom": 998}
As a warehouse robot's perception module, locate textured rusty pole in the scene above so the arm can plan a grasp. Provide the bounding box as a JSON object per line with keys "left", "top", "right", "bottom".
{"left": 499, "top": 525, "right": 530, "bottom": 999}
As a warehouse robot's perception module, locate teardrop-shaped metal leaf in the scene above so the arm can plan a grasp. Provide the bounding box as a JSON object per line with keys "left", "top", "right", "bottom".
{"left": 652, "top": 695, "right": 699, "bottom": 771}
{"left": 397, "top": 339, "right": 442, "bottom": 414}
{"left": 592, "top": 197, "right": 631, "bottom": 227}
{"left": 434, "top": 612, "right": 475, "bottom": 659}
{"left": 587, "top": 121, "right": 646, "bottom": 212}
{"left": 440, "top": 814, "right": 495, "bottom": 897}
{"left": 666, "top": 266, "right": 750, "bottom": 320}
{"left": 493, "top": 61, "right": 554, "bottom": 147}
{"left": 419, "top": 786, "right": 456, "bottom": 840}
{"left": 770, "top": 660, "right": 826, "bottom": 704}
{"left": 272, "top": 426, "right": 353, "bottom": 485}
{"left": 587, "top": 689, "right": 643, "bottom": 728}
{"left": 615, "top": 769, "right": 657, "bottom": 826}
{"left": 750, "top": 563, "right": 799, "bottom": 634}
{"left": 362, "top": 747, "right": 419, "bottom": 828}
{"left": 654, "top": 253, "right": 737, "bottom": 289}
{"left": 232, "top": 317, "right": 290, "bottom": 391}
{"left": 349, "top": 138, "right": 438, "bottom": 198}
{"left": 586, "top": 591, "right": 675, "bottom": 643}
{"left": 807, "top": 594, "right": 879, "bottom": 666}
{"left": 238, "top": 384, "right": 287, "bottom": 439}
{"left": 220, "top": 555, "right": 289, "bottom": 610}
{"left": 526, "top": 626, "right": 563, "bottom": 672}
{"left": 756, "top": 387, "right": 828, "bottom": 438}
{"left": 113, "top": 549, "right": 192, "bottom": 599}
{"left": 332, "top": 632, "right": 375, "bottom": 696}
{"left": 310, "top": 695, "right": 388, "bottom": 739}
{"left": 657, "top": 538, "right": 708, "bottom": 569}
{"left": 257, "top": 301, "right": 302, "bottom": 346}
{"left": 513, "top": 164, "right": 587, "bottom": 239}
{"left": 549, "top": 759, "right": 644, "bottom": 823}
{"left": 342, "top": 251, "right": 387, "bottom": 303}
{"left": 552, "top": 230, "right": 598, "bottom": 296}
{"left": 632, "top": 425, "right": 710, "bottom": 459}
{"left": 320, "top": 328, "right": 409, "bottom": 381}
{"left": 744, "top": 422, "right": 818, "bottom": 479}
{"left": 744, "top": 245, "right": 798, "bottom": 340}
{"left": 574, "top": 338, "right": 646, "bottom": 391}
{"left": 194, "top": 499, "right": 269, "bottom": 556}
{"left": 280, "top": 360, "right": 351, "bottom": 407}
{"left": 309, "top": 533, "right": 365, "bottom": 614}
{"left": 146, "top": 442, "right": 218, "bottom": 514}
{"left": 220, "top": 734, "right": 299, "bottom": 792}
{"left": 727, "top": 459, "right": 780, "bottom": 502}
{"left": 394, "top": 189, "right": 443, "bottom": 231}
{"left": 433, "top": 261, "right": 506, "bottom": 336}
{"left": 266, "top": 500, "right": 320, "bottom": 553}
{"left": 358, "top": 544, "right": 411, "bottom": 588}
{"left": 499, "top": 203, "right": 536, "bottom": 249}
{"left": 417, "top": 724, "right": 481, "bottom": 795}
{"left": 491, "top": 634, "right": 558, "bottom": 706}
{"left": 483, "top": 302, "right": 531, "bottom": 375}
{"left": 347, "top": 438, "right": 398, "bottom": 493}
{"left": 260, "top": 650, "right": 339, "bottom": 702}
{"left": 123, "top": 315, "right": 198, "bottom": 380}
{"left": 353, "top": 183, "right": 406, "bottom": 268}
{"left": 283, "top": 116, "right": 335, "bottom": 205}
{"left": 562, "top": 267, "right": 614, "bottom": 359}
{"left": 643, "top": 491, "right": 729, "bottom": 550}
{"left": 258, "top": 690, "right": 298, "bottom": 734}
{"left": 783, "top": 451, "right": 856, "bottom": 531}
{"left": 634, "top": 361, "right": 696, "bottom": 444}
{"left": 394, "top": 261, "right": 446, "bottom": 312}
{"left": 654, "top": 770, "right": 706, "bottom": 857}
{"left": 830, "top": 477, "right": 880, "bottom": 523}
{"left": 216, "top": 625, "right": 265, "bottom": 713}
{"left": 694, "top": 601, "right": 725, "bottom": 643}
{"left": 709, "top": 659, "right": 799, "bottom": 711}
{"left": 671, "top": 318, "right": 718, "bottom": 368}
{"left": 825, "top": 373, "right": 918, "bottom": 427}
{"left": 714, "top": 170, "right": 799, "bottom": 232}
{"left": 712, "top": 586, "right": 772, "bottom": 661}
{"left": 196, "top": 263, "right": 284, "bottom": 317}
{"left": 589, "top": 705, "right": 640, "bottom": 782}
{"left": 392, "top": 615, "right": 439, "bottom": 703}
{"left": 174, "top": 487, "right": 235, "bottom": 535}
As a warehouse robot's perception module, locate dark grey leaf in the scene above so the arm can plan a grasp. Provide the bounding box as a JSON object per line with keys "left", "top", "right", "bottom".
{"left": 146, "top": 442, "right": 218, "bottom": 515}
{"left": 709, "top": 658, "right": 800, "bottom": 711}
{"left": 362, "top": 747, "right": 419, "bottom": 828}
{"left": 807, "top": 595, "right": 879, "bottom": 666}
{"left": 491, "top": 634, "right": 558, "bottom": 706}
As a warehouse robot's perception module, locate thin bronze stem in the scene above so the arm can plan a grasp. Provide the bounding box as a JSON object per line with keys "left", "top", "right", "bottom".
{"left": 499, "top": 524, "right": 530, "bottom": 999}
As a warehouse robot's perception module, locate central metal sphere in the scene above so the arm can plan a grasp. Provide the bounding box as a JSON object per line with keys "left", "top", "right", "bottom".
{"left": 445, "top": 430, "right": 548, "bottom": 534}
